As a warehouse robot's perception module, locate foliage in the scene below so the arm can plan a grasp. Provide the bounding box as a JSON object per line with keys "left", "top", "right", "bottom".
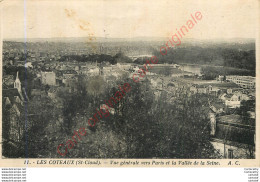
{"left": 114, "top": 52, "right": 132, "bottom": 63}
{"left": 83, "top": 79, "right": 220, "bottom": 158}
{"left": 58, "top": 54, "right": 118, "bottom": 65}
{"left": 153, "top": 47, "right": 255, "bottom": 76}
{"left": 201, "top": 66, "right": 254, "bottom": 80}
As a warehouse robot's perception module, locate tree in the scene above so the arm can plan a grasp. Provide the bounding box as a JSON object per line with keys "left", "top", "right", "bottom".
{"left": 114, "top": 52, "right": 132, "bottom": 64}
{"left": 148, "top": 93, "right": 212, "bottom": 158}
{"left": 87, "top": 75, "right": 105, "bottom": 97}
{"left": 98, "top": 80, "right": 218, "bottom": 158}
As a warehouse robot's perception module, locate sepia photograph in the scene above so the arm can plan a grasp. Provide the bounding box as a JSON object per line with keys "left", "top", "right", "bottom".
{"left": 0, "top": 0, "right": 259, "bottom": 164}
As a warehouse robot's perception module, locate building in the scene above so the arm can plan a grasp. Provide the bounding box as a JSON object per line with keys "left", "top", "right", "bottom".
{"left": 190, "top": 84, "right": 210, "bottom": 94}
{"left": 61, "top": 70, "right": 78, "bottom": 87}
{"left": 14, "top": 72, "right": 22, "bottom": 93}
{"left": 3, "top": 75, "right": 14, "bottom": 87}
{"left": 210, "top": 114, "right": 255, "bottom": 159}
{"left": 41, "top": 71, "right": 56, "bottom": 86}
{"left": 226, "top": 75, "right": 255, "bottom": 89}
{"left": 209, "top": 101, "right": 225, "bottom": 114}
{"left": 220, "top": 93, "right": 241, "bottom": 108}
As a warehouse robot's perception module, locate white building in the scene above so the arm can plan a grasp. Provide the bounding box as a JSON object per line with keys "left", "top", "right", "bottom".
{"left": 226, "top": 75, "right": 255, "bottom": 89}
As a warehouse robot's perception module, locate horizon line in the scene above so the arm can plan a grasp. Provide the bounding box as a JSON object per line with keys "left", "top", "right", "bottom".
{"left": 3, "top": 36, "right": 256, "bottom": 41}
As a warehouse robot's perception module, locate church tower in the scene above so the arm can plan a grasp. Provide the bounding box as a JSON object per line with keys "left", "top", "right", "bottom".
{"left": 14, "top": 71, "right": 21, "bottom": 93}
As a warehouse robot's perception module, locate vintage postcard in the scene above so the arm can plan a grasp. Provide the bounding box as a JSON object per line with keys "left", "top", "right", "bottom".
{"left": 0, "top": 0, "right": 259, "bottom": 167}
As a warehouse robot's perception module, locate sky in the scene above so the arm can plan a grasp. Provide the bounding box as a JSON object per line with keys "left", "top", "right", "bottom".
{"left": 1, "top": 0, "right": 259, "bottom": 39}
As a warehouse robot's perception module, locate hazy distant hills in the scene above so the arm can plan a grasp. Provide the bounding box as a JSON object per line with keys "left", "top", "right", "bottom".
{"left": 3, "top": 36, "right": 256, "bottom": 76}
{"left": 4, "top": 37, "right": 167, "bottom": 43}
{"left": 4, "top": 37, "right": 255, "bottom": 44}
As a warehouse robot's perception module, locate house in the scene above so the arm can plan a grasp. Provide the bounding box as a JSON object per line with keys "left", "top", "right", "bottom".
{"left": 193, "top": 85, "right": 208, "bottom": 94}
{"left": 190, "top": 84, "right": 219, "bottom": 95}
{"left": 207, "top": 85, "right": 220, "bottom": 96}
{"left": 62, "top": 76, "right": 78, "bottom": 87}
{"left": 217, "top": 75, "right": 225, "bottom": 82}
{"left": 41, "top": 71, "right": 56, "bottom": 86}
{"left": 225, "top": 94, "right": 241, "bottom": 108}
{"left": 233, "top": 91, "right": 251, "bottom": 101}
{"left": 209, "top": 101, "right": 225, "bottom": 114}
{"left": 220, "top": 93, "right": 241, "bottom": 108}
